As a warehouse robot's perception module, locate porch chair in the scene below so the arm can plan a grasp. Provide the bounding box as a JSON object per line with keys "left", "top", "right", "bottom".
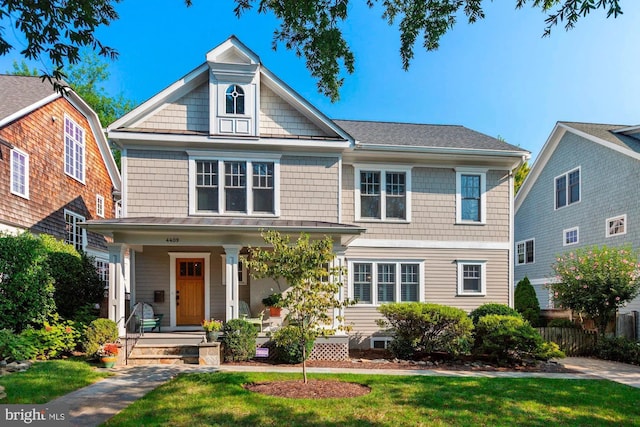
{"left": 135, "top": 302, "right": 164, "bottom": 335}
{"left": 238, "top": 300, "right": 264, "bottom": 332}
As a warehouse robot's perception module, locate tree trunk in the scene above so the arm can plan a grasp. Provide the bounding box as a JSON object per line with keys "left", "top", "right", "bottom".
{"left": 302, "top": 342, "right": 308, "bottom": 384}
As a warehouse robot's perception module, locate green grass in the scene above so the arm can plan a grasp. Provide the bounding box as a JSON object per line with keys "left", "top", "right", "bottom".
{"left": 104, "top": 372, "right": 640, "bottom": 427}
{"left": 0, "top": 359, "right": 110, "bottom": 404}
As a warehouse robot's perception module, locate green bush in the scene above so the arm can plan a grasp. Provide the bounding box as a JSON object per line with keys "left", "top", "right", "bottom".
{"left": 546, "top": 318, "right": 579, "bottom": 328}
{"left": 469, "top": 303, "right": 521, "bottom": 325}
{"left": 514, "top": 277, "right": 541, "bottom": 326}
{"left": 377, "top": 303, "right": 473, "bottom": 360}
{"left": 595, "top": 336, "right": 640, "bottom": 365}
{"left": 0, "top": 329, "right": 38, "bottom": 362}
{"left": 0, "top": 232, "right": 56, "bottom": 332}
{"left": 271, "top": 325, "right": 315, "bottom": 364}
{"left": 221, "top": 319, "right": 258, "bottom": 362}
{"left": 474, "top": 315, "right": 563, "bottom": 363}
{"left": 83, "top": 318, "right": 119, "bottom": 357}
{"left": 21, "top": 320, "right": 81, "bottom": 359}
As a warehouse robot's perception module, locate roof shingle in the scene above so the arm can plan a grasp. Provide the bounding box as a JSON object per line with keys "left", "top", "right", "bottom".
{"left": 0, "top": 75, "right": 59, "bottom": 124}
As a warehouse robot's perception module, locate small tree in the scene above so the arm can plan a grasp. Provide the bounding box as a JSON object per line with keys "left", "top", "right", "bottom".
{"left": 514, "top": 277, "right": 540, "bottom": 326}
{"left": 551, "top": 245, "right": 640, "bottom": 335}
{"left": 247, "top": 231, "right": 353, "bottom": 383}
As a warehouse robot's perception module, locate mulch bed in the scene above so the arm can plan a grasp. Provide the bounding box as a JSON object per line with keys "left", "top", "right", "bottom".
{"left": 245, "top": 380, "right": 371, "bottom": 398}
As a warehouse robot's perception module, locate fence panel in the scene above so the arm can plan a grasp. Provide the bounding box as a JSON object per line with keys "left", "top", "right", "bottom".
{"left": 537, "top": 327, "right": 598, "bottom": 356}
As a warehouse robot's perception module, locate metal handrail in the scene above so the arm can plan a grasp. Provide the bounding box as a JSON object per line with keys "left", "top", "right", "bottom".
{"left": 123, "top": 302, "right": 142, "bottom": 365}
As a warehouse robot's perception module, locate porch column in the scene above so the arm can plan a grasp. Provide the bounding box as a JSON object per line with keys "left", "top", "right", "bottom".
{"left": 333, "top": 248, "right": 347, "bottom": 332}
{"left": 223, "top": 245, "right": 242, "bottom": 321}
{"left": 107, "top": 243, "right": 128, "bottom": 337}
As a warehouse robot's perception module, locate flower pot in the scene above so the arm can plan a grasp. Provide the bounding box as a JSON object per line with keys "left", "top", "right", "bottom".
{"left": 100, "top": 356, "right": 117, "bottom": 368}
{"left": 205, "top": 331, "right": 221, "bottom": 342}
{"left": 269, "top": 306, "right": 282, "bottom": 317}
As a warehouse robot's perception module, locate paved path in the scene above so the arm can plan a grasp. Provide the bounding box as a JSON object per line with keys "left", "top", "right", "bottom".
{"left": 40, "top": 357, "right": 640, "bottom": 426}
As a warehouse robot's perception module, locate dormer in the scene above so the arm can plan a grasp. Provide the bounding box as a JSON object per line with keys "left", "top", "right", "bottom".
{"left": 207, "top": 38, "right": 260, "bottom": 137}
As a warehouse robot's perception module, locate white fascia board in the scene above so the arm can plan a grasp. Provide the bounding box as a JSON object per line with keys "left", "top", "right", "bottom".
{"left": 259, "top": 68, "right": 354, "bottom": 143}
{"left": 612, "top": 125, "right": 640, "bottom": 134}
{"left": 348, "top": 238, "right": 510, "bottom": 250}
{"left": 206, "top": 37, "right": 261, "bottom": 64}
{"left": 66, "top": 91, "right": 122, "bottom": 191}
{"left": 0, "top": 93, "right": 60, "bottom": 128}
{"left": 355, "top": 143, "right": 530, "bottom": 159}
{"left": 108, "top": 64, "right": 209, "bottom": 131}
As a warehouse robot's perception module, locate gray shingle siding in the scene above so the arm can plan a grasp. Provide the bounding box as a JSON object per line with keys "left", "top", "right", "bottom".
{"left": 514, "top": 131, "right": 640, "bottom": 311}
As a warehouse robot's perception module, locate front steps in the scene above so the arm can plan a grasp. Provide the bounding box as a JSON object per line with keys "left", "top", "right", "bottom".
{"left": 126, "top": 332, "right": 219, "bottom": 366}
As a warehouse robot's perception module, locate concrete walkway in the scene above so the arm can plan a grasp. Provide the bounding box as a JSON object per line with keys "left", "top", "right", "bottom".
{"left": 42, "top": 357, "right": 640, "bottom": 427}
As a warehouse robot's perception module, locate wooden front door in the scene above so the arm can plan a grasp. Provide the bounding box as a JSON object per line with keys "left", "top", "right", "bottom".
{"left": 176, "top": 258, "right": 204, "bottom": 325}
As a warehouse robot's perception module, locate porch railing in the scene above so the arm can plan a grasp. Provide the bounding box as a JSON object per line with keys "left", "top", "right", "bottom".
{"left": 123, "top": 302, "right": 142, "bottom": 365}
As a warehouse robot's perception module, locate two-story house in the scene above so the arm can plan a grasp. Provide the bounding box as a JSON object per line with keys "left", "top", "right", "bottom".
{"left": 85, "top": 37, "right": 529, "bottom": 350}
{"left": 514, "top": 122, "right": 640, "bottom": 314}
{"left": 0, "top": 75, "right": 121, "bottom": 283}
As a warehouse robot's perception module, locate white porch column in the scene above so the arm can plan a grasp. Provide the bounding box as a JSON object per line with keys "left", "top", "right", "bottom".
{"left": 107, "top": 243, "right": 127, "bottom": 337}
{"left": 223, "top": 245, "right": 242, "bottom": 321}
{"left": 333, "top": 248, "right": 347, "bottom": 332}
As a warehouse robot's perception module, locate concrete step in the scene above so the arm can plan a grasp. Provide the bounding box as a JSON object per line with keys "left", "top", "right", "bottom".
{"left": 128, "top": 343, "right": 200, "bottom": 365}
{"left": 126, "top": 354, "right": 199, "bottom": 365}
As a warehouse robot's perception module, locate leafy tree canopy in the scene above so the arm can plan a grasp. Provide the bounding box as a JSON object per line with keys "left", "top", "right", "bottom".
{"left": 1, "top": 1, "right": 624, "bottom": 101}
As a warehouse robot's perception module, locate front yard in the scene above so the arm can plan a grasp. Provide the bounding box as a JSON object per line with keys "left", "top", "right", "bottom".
{"left": 104, "top": 372, "right": 640, "bottom": 426}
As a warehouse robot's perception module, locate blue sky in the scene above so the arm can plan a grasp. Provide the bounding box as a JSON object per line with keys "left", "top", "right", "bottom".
{"left": 1, "top": 1, "right": 638, "bottom": 160}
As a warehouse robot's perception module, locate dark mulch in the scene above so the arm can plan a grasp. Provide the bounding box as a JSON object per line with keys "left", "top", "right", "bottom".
{"left": 245, "top": 380, "right": 371, "bottom": 398}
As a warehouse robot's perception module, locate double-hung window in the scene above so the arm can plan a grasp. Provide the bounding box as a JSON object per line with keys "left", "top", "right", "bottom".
{"left": 455, "top": 168, "right": 487, "bottom": 224}
{"left": 64, "top": 210, "right": 86, "bottom": 252}
{"left": 64, "top": 116, "right": 85, "bottom": 183}
{"left": 351, "top": 261, "right": 422, "bottom": 305}
{"left": 189, "top": 155, "right": 280, "bottom": 216}
{"left": 10, "top": 148, "right": 29, "bottom": 198}
{"left": 96, "top": 195, "right": 105, "bottom": 218}
{"left": 355, "top": 166, "right": 411, "bottom": 221}
{"left": 555, "top": 167, "right": 580, "bottom": 209}
{"left": 516, "top": 239, "right": 534, "bottom": 265}
{"left": 456, "top": 261, "right": 486, "bottom": 296}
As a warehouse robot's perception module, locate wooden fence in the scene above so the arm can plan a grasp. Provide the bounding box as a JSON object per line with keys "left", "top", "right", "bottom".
{"left": 536, "top": 327, "right": 598, "bottom": 356}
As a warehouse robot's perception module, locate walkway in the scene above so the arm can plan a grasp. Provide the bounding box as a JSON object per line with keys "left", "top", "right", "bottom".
{"left": 44, "top": 357, "right": 640, "bottom": 427}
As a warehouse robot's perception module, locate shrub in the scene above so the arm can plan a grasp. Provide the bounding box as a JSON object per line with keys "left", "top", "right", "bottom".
{"left": 21, "top": 320, "right": 81, "bottom": 359}
{"left": 474, "top": 315, "right": 563, "bottom": 363}
{"left": 221, "top": 319, "right": 258, "bottom": 362}
{"left": 0, "top": 232, "right": 56, "bottom": 332}
{"left": 546, "top": 318, "right": 579, "bottom": 328}
{"left": 377, "top": 303, "right": 473, "bottom": 359}
{"left": 0, "top": 329, "right": 38, "bottom": 362}
{"left": 514, "top": 277, "right": 541, "bottom": 326}
{"left": 83, "top": 318, "right": 119, "bottom": 357}
{"left": 469, "top": 303, "right": 521, "bottom": 325}
{"left": 271, "top": 325, "right": 315, "bottom": 364}
{"left": 594, "top": 336, "right": 640, "bottom": 365}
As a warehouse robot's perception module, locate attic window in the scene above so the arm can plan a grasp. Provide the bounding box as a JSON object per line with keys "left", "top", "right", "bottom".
{"left": 225, "top": 85, "right": 245, "bottom": 115}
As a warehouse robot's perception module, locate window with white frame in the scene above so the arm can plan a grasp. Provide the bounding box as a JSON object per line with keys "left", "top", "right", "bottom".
{"left": 64, "top": 210, "right": 86, "bottom": 252}
{"left": 10, "top": 148, "right": 29, "bottom": 198}
{"left": 189, "top": 156, "right": 280, "bottom": 216}
{"left": 351, "top": 261, "right": 422, "bottom": 305}
{"left": 456, "top": 261, "right": 486, "bottom": 296}
{"left": 115, "top": 200, "right": 122, "bottom": 218}
{"left": 606, "top": 214, "right": 626, "bottom": 237}
{"left": 225, "top": 84, "right": 245, "bottom": 115}
{"left": 516, "top": 239, "right": 534, "bottom": 265}
{"left": 64, "top": 116, "right": 85, "bottom": 183}
{"left": 96, "top": 195, "right": 105, "bottom": 218}
{"left": 563, "top": 227, "right": 579, "bottom": 246}
{"left": 94, "top": 258, "right": 109, "bottom": 288}
{"left": 455, "top": 169, "right": 487, "bottom": 224}
{"left": 555, "top": 167, "right": 580, "bottom": 209}
{"left": 355, "top": 166, "right": 411, "bottom": 221}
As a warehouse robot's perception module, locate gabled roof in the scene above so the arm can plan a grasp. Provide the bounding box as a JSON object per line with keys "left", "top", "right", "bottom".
{"left": 0, "top": 74, "right": 121, "bottom": 191}
{"left": 334, "top": 120, "right": 523, "bottom": 152}
{"left": 515, "top": 121, "right": 640, "bottom": 212}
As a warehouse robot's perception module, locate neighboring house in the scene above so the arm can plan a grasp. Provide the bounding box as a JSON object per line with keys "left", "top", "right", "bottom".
{"left": 85, "top": 37, "right": 529, "bottom": 348}
{"left": 0, "top": 75, "right": 121, "bottom": 285}
{"left": 514, "top": 122, "right": 640, "bottom": 313}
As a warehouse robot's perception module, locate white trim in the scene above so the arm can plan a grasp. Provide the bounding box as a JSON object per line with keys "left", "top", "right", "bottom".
{"left": 508, "top": 168, "right": 514, "bottom": 308}
{"left": 338, "top": 155, "right": 343, "bottom": 223}
{"left": 455, "top": 168, "right": 487, "bottom": 225}
{"left": 370, "top": 336, "right": 393, "bottom": 349}
{"left": 348, "top": 259, "right": 425, "bottom": 307}
{"left": 220, "top": 254, "right": 247, "bottom": 286}
{"left": 456, "top": 260, "right": 487, "bottom": 296}
{"left": 64, "top": 209, "right": 87, "bottom": 252}
{"left": 348, "top": 238, "right": 510, "bottom": 250}
{"left": 10, "top": 148, "right": 29, "bottom": 199}
{"left": 168, "top": 252, "right": 211, "bottom": 328}
{"left": 0, "top": 93, "right": 60, "bottom": 128}
{"left": 354, "top": 164, "right": 412, "bottom": 222}
{"left": 553, "top": 166, "right": 581, "bottom": 210}
{"left": 605, "top": 214, "right": 627, "bottom": 238}
{"left": 63, "top": 114, "right": 86, "bottom": 184}
{"left": 515, "top": 238, "right": 535, "bottom": 265}
{"left": 96, "top": 194, "right": 105, "bottom": 218}
{"left": 121, "top": 148, "right": 128, "bottom": 217}
{"left": 563, "top": 227, "right": 579, "bottom": 246}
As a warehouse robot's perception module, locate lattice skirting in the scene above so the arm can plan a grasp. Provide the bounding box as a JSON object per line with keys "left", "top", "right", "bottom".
{"left": 257, "top": 337, "right": 349, "bottom": 361}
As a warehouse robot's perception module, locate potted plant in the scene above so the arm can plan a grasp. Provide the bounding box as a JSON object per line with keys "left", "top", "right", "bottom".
{"left": 202, "top": 319, "right": 223, "bottom": 342}
{"left": 262, "top": 293, "right": 283, "bottom": 317}
{"left": 97, "top": 343, "right": 119, "bottom": 368}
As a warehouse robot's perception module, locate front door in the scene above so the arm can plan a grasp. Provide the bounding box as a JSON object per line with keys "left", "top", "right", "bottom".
{"left": 176, "top": 258, "right": 204, "bottom": 325}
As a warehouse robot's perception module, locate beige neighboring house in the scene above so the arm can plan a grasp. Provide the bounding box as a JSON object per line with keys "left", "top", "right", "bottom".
{"left": 85, "top": 37, "right": 529, "bottom": 350}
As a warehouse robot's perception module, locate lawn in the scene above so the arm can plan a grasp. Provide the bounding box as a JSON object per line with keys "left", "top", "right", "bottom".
{"left": 104, "top": 372, "right": 640, "bottom": 426}
{"left": 0, "top": 359, "right": 110, "bottom": 404}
